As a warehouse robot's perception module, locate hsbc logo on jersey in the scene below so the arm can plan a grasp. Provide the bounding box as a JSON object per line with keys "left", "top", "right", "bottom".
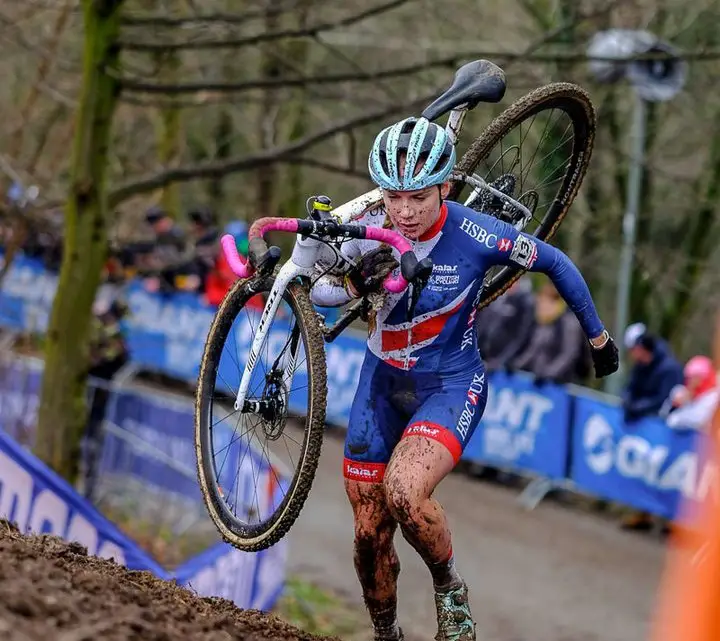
{"left": 457, "top": 372, "right": 486, "bottom": 441}
{"left": 498, "top": 238, "right": 513, "bottom": 252}
{"left": 406, "top": 423, "right": 441, "bottom": 438}
{"left": 460, "top": 217, "right": 500, "bottom": 248}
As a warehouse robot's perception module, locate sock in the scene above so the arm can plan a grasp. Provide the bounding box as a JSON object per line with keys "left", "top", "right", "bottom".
{"left": 369, "top": 604, "right": 400, "bottom": 639}
{"left": 428, "top": 551, "right": 463, "bottom": 591}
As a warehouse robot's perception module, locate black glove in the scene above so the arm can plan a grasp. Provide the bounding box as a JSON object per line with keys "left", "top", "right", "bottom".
{"left": 591, "top": 332, "right": 619, "bottom": 378}
{"left": 345, "top": 246, "right": 399, "bottom": 298}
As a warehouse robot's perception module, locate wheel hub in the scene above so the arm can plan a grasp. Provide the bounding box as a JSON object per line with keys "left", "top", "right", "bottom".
{"left": 259, "top": 369, "right": 288, "bottom": 440}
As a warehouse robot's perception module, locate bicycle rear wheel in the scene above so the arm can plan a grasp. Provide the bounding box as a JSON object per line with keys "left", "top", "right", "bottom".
{"left": 449, "top": 82, "right": 596, "bottom": 310}
{"left": 195, "top": 274, "right": 327, "bottom": 551}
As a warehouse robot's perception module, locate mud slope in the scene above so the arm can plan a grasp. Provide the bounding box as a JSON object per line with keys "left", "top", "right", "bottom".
{"left": 0, "top": 520, "right": 334, "bottom": 641}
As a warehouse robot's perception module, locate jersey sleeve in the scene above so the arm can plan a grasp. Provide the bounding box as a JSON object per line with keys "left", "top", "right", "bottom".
{"left": 309, "top": 239, "right": 361, "bottom": 307}
{"left": 459, "top": 212, "right": 605, "bottom": 339}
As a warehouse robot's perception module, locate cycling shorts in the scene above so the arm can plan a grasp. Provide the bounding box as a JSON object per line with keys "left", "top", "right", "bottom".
{"left": 343, "top": 352, "right": 487, "bottom": 483}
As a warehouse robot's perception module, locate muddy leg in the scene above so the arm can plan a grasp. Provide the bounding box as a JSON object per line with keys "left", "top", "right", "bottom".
{"left": 345, "top": 478, "right": 402, "bottom": 639}
{"left": 384, "top": 437, "right": 460, "bottom": 588}
{"left": 384, "top": 436, "right": 475, "bottom": 641}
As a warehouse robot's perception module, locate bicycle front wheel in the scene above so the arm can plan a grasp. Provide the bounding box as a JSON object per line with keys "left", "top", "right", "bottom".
{"left": 195, "top": 274, "right": 327, "bottom": 551}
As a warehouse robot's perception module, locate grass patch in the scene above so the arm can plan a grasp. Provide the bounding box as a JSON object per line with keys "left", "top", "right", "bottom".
{"left": 273, "top": 576, "right": 366, "bottom": 638}
{"left": 98, "top": 500, "right": 217, "bottom": 569}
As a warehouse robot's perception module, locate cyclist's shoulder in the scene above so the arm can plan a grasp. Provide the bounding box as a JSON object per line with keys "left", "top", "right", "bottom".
{"left": 444, "top": 201, "right": 515, "bottom": 248}
{"left": 352, "top": 205, "right": 388, "bottom": 228}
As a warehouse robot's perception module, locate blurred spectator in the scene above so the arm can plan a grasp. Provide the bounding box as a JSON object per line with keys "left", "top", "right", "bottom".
{"left": 141, "top": 206, "right": 187, "bottom": 294}
{"left": 663, "top": 355, "right": 719, "bottom": 431}
{"left": 146, "top": 206, "right": 186, "bottom": 256}
{"left": 622, "top": 322, "right": 684, "bottom": 423}
{"left": 620, "top": 322, "right": 684, "bottom": 531}
{"left": 174, "top": 207, "right": 220, "bottom": 294}
{"left": 475, "top": 277, "right": 535, "bottom": 371}
{"left": 511, "top": 282, "right": 589, "bottom": 385}
{"left": 187, "top": 206, "right": 217, "bottom": 240}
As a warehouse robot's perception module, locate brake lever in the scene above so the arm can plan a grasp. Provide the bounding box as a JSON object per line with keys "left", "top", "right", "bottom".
{"left": 405, "top": 258, "right": 434, "bottom": 322}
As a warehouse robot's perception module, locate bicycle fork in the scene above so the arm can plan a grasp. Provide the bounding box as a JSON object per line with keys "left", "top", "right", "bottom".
{"left": 233, "top": 260, "right": 310, "bottom": 412}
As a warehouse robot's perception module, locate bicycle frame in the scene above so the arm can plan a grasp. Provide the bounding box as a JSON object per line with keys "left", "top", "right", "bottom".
{"left": 223, "top": 104, "right": 530, "bottom": 414}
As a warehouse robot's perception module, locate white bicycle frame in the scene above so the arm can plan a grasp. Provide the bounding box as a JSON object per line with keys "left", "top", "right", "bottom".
{"left": 232, "top": 105, "right": 532, "bottom": 412}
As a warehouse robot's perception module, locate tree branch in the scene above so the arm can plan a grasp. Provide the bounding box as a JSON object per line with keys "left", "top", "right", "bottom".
{"left": 110, "top": 1, "right": 620, "bottom": 206}
{"left": 280, "top": 157, "right": 369, "bottom": 180}
{"left": 121, "top": 0, "right": 303, "bottom": 27}
{"left": 119, "top": 56, "right": 457, "bottom": 94}
{"left": 119, "top": 0, "right": 409, "bottom": 51}
{"left": 108, "top": 88, "right": 437, "bottom": 207}
{"left": 121, "top": 45, "right": 711, "bottom": 97}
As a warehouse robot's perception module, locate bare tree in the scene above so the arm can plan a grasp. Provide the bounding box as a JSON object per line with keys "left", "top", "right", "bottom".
{"left": 34, "top": 0, "right": 125, "bottom": 480}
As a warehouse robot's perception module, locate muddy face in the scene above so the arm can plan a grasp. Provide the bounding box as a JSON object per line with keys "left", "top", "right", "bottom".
{"left": 382, "top": 183, "right": 450, "bottom": 240}
{"left": 381, "top": 154, "right": 452, "bottom": 240}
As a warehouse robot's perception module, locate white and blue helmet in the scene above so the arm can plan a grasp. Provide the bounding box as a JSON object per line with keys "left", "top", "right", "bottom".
{"left": 368, "top": 116, "right": 456, "bottom": 191}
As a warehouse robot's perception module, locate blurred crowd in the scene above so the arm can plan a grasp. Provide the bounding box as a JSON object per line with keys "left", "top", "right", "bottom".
{"left": 103, "top": 206, "right": 251, "bottom": 307}
{"left": 0, "top": 201, "right": 250, "bottom": 308}
{"left": 476, "top": 279, "right": 719, "bottom": 435}
{"left": 477, "top": 277, "right": 719, "bottom": 532}
{"left": 475, "top": 277, "right": 594, "bottom": 387}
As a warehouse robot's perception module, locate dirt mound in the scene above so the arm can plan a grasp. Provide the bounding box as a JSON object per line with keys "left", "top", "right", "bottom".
{"left": 0, "top": 520, "right": 338, "bottom": 641}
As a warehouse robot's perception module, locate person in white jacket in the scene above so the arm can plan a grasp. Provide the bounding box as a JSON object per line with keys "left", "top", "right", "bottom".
{"left": 664, "top": 356, "right": 719, "bottom": 431}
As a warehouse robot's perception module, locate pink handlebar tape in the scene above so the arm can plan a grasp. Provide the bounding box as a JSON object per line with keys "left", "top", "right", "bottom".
{"left": 220, "top": 217, "right": 413, "bottom": 293}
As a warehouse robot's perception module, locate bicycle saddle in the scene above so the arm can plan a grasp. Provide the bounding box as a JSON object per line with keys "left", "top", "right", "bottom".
{"left": 422, "top": 59, "right": 507, "bottom": 122}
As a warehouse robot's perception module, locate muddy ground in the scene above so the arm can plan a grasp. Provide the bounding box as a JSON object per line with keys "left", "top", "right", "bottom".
{"left": 0, "top": 520, "right": 334, "bottom": 641}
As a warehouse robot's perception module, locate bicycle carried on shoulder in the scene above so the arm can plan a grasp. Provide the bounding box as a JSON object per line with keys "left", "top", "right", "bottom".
{"left": 194, "top": 59, "right": 596, "bottom": 551}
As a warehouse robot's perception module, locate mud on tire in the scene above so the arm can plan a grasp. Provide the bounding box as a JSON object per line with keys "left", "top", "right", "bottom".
{"left": 195, "top": 275, "right": 327, "bottom": 552}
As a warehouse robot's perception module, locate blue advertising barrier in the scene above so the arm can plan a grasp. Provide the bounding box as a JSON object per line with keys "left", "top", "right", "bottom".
{"left": 569, "top": 392, "right": 717, "bottom": 519}
{"left": 124, "top": 281, "right": 364, "bottom": 426}
{"left": 0, "top": 254, "right": 55, "bottom": 332}
{"left": 2, "top": 252, "right": 719, "bottom": 522}
{"left": 0, "top": 359, "right": 287, "bottom": 612}
{"left": 0, "top": 357, "right": 42, "bottom": 442}
{"left": 99, "top": 386, "right": 289, "bottom": 526}
{"left": 173, "top": 536, "right": 287, "bottom": 611}
{"left": 0, "top": 427, "right": 165, "bottom": 573}
{"left": 461, "top": 371, "right": 571, "bottom": 479}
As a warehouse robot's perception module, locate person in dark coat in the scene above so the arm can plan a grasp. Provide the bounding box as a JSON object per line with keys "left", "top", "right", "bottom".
{"left": 619, "top": 322, "right": 684, "bottom": 531}
{"left": 475, "top": 276, "right": 535, "bottom": 372}
{"left": 622, "top": 322, "right": 684, "bottom": 423}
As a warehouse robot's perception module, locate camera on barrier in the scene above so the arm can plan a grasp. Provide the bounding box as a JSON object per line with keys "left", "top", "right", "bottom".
{"left": 586, "top": 29, "right": 687, "bottom": 102}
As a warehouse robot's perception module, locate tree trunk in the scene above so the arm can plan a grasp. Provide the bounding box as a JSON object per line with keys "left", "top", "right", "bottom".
{"left": 155, "top": 48, "right": 182, "bottom": 218}
{"left": 255, "top": 0, "right": 283, "bottom": 221}
{"left": 34, "top": 0, "right": 124, "bottom": 483}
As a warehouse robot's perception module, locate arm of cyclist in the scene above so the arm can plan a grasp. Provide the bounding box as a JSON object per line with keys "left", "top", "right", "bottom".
{"left": 309, "top": 242, "right": 398, "bottom": 307}
{"left": 472, "top": 213, "right": 619, "bottom": 378}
